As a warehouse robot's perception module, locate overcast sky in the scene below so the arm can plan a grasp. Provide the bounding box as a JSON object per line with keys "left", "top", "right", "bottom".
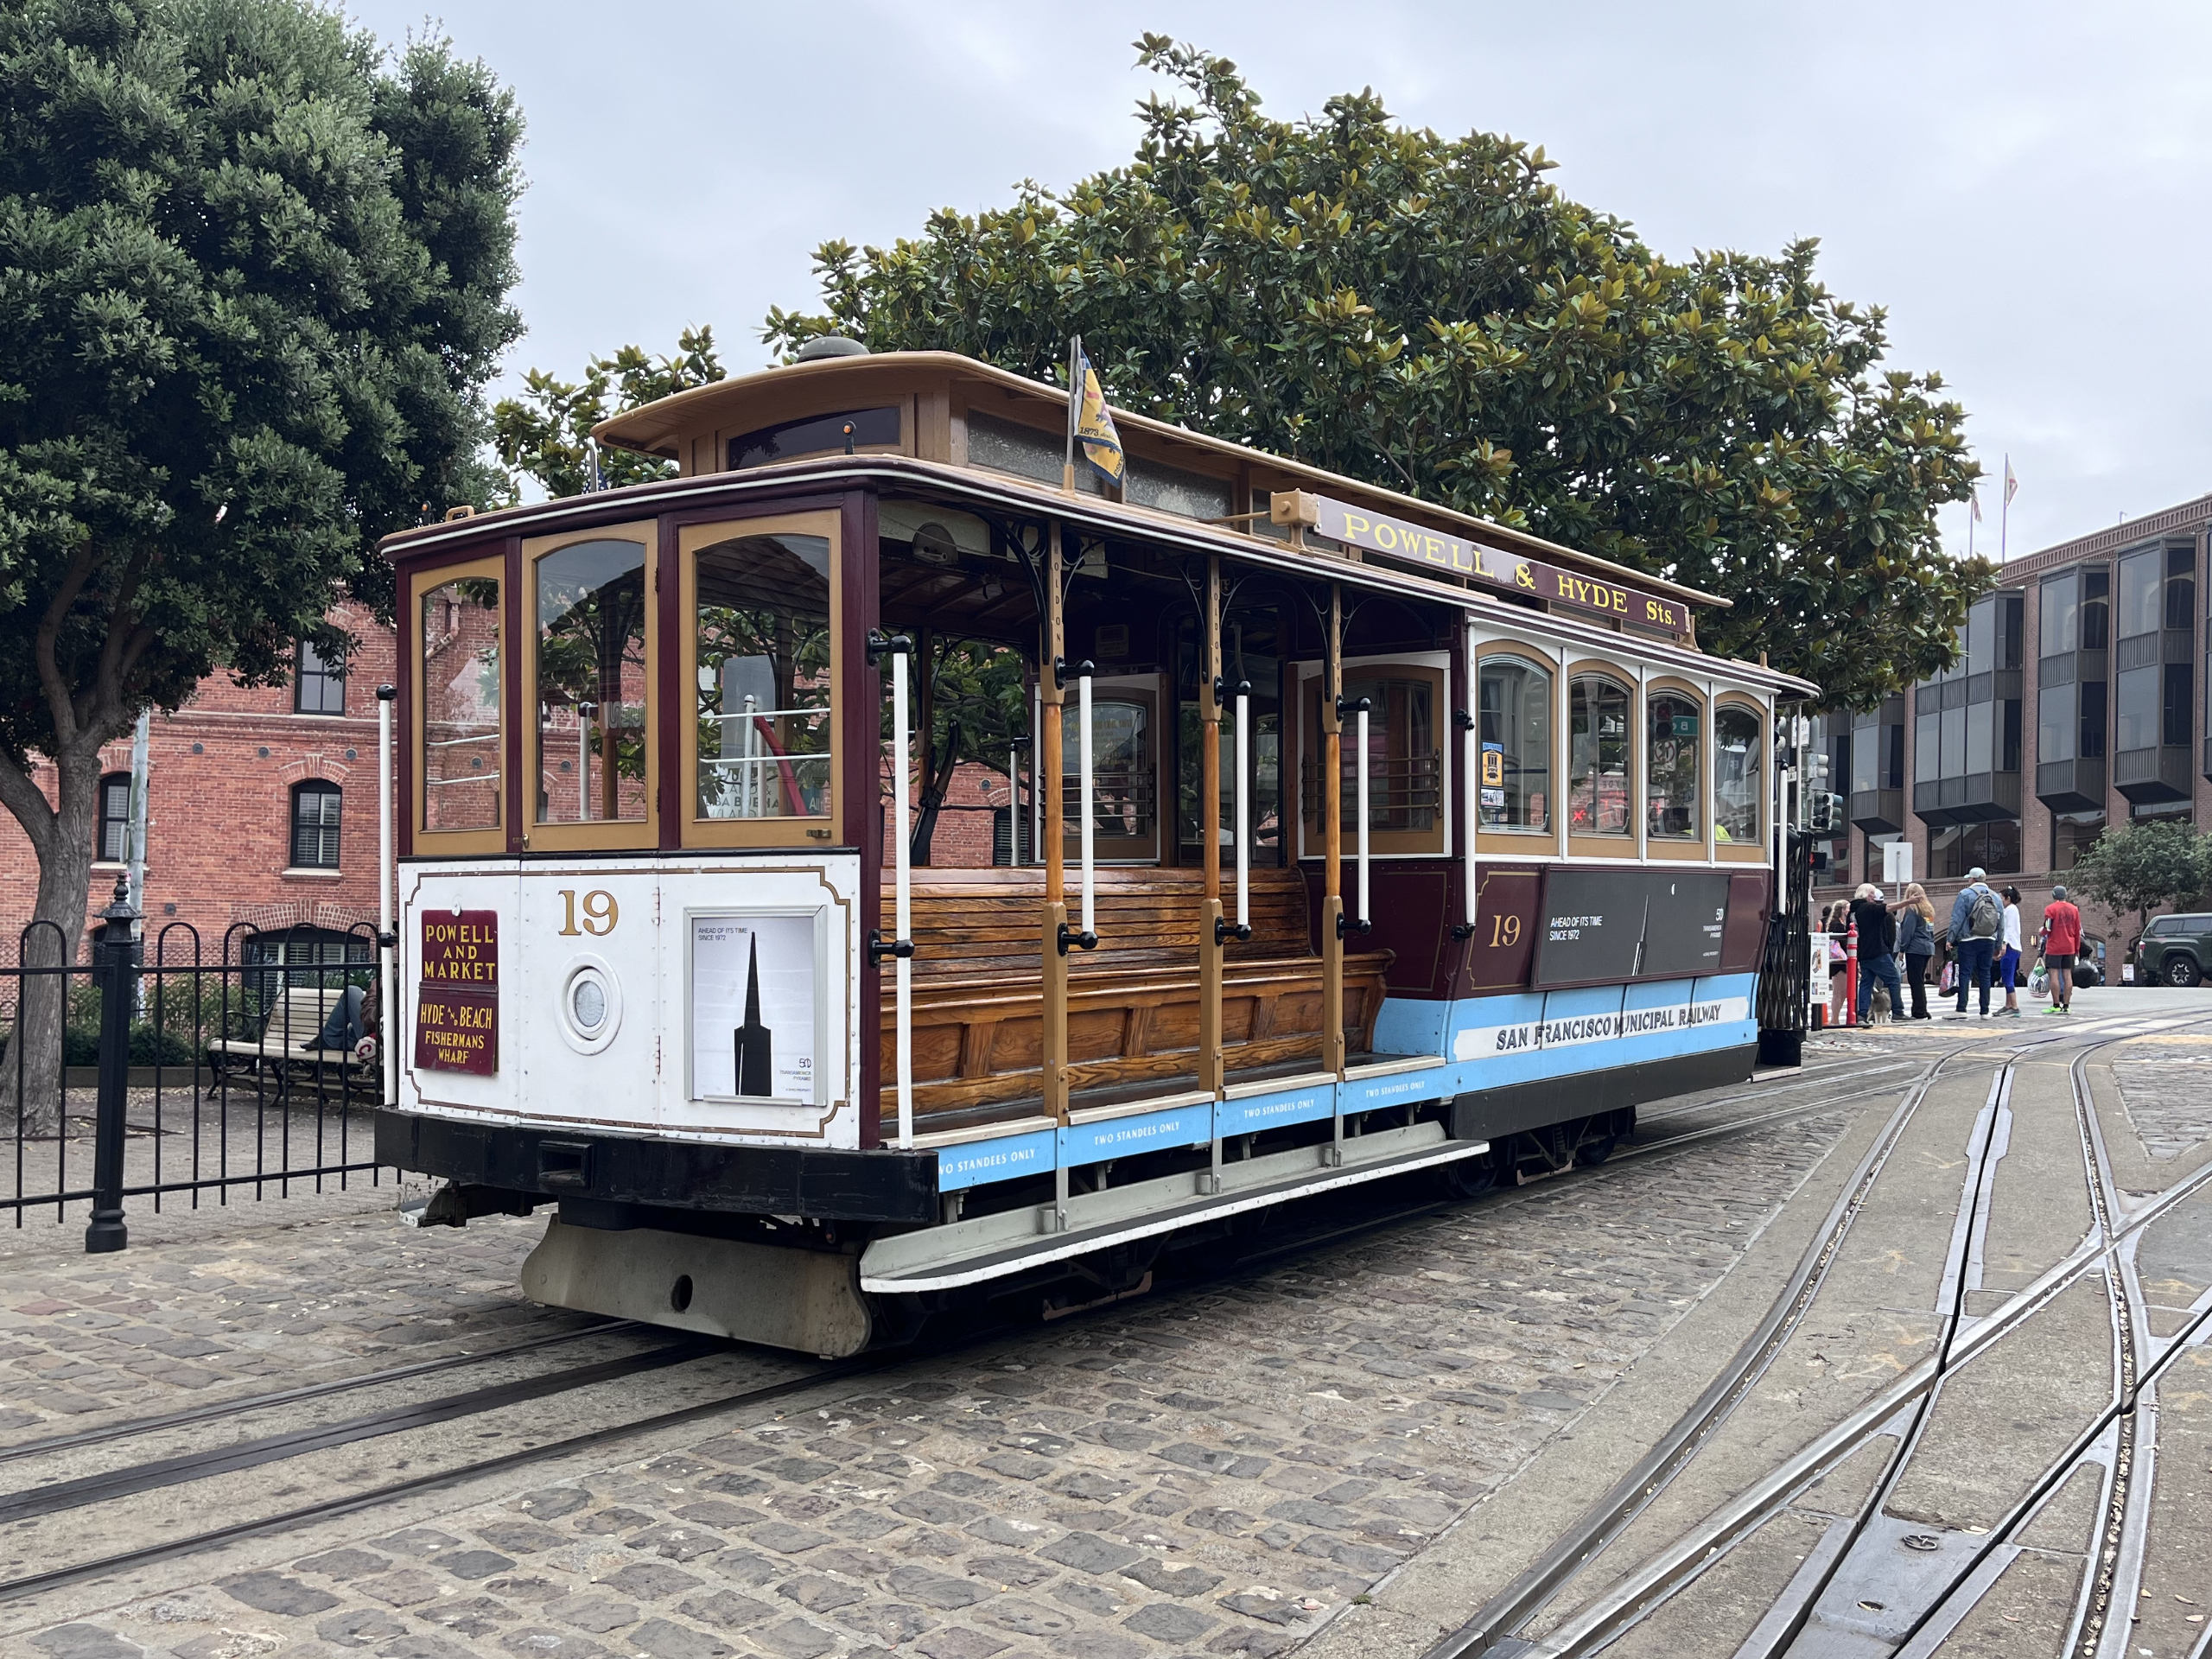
{"left": 345, "top": 0, "right": 2212, "bottom": 563}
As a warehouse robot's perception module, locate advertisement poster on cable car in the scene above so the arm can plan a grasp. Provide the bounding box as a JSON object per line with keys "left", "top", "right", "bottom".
{"left": 415, "top": 910, "right": 499, "bottom": 1075}
{"left": 690, "top": 912, "right": 817, "bottom": 1103}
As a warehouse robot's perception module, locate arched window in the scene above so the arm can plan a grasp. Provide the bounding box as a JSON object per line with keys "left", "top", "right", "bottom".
{"left": 96, "top": 772, "right": 131, "bottom": 863}
{"left": 1646, "top": 690, "right": 1701, "bottom": 839}
{"left": 1568, "top": 677, "right": 1631, "bottom": 836}
{"left": 1478, "top": 657, "right": 1552, "bottom": 833}
{"left": 291, "top": 781, "right": 342, "bottom": 869}
{"left": 1714, "top": 704, "right": 1763, "bottom": 844}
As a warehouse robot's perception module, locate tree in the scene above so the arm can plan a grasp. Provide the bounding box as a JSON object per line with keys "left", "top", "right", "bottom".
{"left": 764, "top": 36, "right": 1991, "bottom": 709}
{"left": 0, "top": 0, "right": 524, "bottom": 1128}
{"left": 495, "top": 327, "right": 725, "bottom": 499}
{"left": 2067, "top": 820, "right": 2212, "bottom": 939}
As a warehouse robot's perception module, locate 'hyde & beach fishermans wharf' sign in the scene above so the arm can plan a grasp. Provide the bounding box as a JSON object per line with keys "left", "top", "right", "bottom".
{"left": 1285, "top": 493, "right": 1695, "bottom": 642}
{"left": 414, "top": 911, "right": 498, "bottom": 1076}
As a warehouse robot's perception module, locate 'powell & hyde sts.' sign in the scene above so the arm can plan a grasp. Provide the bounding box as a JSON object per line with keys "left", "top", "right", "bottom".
{"left": 1281, "top": 492, "right": 1696, "bottom": 642}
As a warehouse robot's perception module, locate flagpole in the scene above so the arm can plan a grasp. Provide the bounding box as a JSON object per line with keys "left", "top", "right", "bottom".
{"left": 2000, "top": 454, "right": 2009, "bottom": 563}
{"left": 1064, "top": 335, "right": 1078, "bottom": 493}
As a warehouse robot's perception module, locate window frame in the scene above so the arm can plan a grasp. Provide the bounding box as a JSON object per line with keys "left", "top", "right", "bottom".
{"left": 1712, "top": 695, "right": 1767, "bottom": 862}
{"left": 523, "top": 520, "right": 661, "bottom": 852}
{"left": 1293, "top": 652, "right": 1451, "bottom": 860}
{"left": 1065, "top": 677, "right": 1163, "bottom": 865}
{"left": 407, "top": 551, "right": 509, "bottom": 856}
{"left": 1563, "top": 658, "right": 1637, "bottom": 860}
{"left": 95, "top": 772, "right": 131, "bottom": 865}
{"left": 294, "top": 637, "right": 346, "bottom": 715}
{"left": 1472, "top": 643, "right": 1554, "bottom": 851}
{"left": 679, "top": 509, "right": 843, "bottom": 850}
{"left": 289, "top": 779, "right": 343, "bottom": 870}
{"left": 1643, "top": 677, "right": 1707, "bottom": 859}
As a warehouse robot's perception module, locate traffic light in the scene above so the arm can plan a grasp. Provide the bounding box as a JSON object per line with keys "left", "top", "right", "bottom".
{"left": 1809, "top": 792, "right": 1844, "bottom": 835}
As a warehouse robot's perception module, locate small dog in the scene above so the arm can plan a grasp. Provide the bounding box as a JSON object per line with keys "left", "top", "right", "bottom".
{"left": 1869, "top": 981, "right": 1893, "bottom": 1023}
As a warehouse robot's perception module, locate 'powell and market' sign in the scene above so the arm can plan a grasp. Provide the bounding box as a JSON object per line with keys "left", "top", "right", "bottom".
{"left": 1307, "top": 495, "right": 1694, "bottom": 641}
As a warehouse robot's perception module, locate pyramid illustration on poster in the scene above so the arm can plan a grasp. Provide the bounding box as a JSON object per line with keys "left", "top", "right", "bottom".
{"left": 734, "top": 934, "right": 773, "bottom": 1096}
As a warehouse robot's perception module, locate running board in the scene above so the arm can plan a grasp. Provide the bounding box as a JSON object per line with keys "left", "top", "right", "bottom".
{"left": 860, "top": 1122, "right": 1488, "bottom": 1294}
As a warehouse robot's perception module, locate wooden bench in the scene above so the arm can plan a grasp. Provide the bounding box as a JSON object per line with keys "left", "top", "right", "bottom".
{"left": 207, "top": 986, "right": 374, "bottom": 1091}
{"left": 881, "top": 868, "right": 1393, "bottom": 1131}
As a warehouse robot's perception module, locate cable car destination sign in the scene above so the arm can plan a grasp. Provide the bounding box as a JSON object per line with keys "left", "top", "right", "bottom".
{"left": 1281, "top": 492, "right": 1694, "bottom": 641}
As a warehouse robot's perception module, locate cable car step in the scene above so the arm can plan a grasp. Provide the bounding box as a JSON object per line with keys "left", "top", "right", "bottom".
{"left": 859, "top": 1121, "right": 1488, "bottom": 1294}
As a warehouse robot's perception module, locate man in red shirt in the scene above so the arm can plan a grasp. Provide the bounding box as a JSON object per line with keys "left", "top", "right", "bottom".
{"left": 2041, "top": 884, "right": 2083, "bottom": 1014}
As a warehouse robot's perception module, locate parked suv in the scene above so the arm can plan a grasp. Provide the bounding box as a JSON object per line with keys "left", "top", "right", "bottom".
{"left": 2132, "top": 913, "right": 2212, "bottom": 988}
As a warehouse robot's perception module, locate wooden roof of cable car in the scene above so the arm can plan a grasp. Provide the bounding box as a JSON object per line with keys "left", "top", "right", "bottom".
{"left": 591, "top": 348, "right": 1727, "bottom": 613}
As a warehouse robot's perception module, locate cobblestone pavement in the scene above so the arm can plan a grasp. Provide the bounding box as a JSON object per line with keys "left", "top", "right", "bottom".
{"left": 8, "top": 1108, "right": 1857, "bottom": 1659}
{"left": 2111, "top": 1034, "right": 2212, "bottom": 1160}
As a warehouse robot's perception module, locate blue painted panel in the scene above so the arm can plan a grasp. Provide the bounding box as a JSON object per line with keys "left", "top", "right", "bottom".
{"left": 1058, "top": 1103, "right": 1213, "bottom": 1166}
{"left": 1217, "top": 1080, "right": 1337, "bottom": 1138}
{"left": 1342, "top": 1063, "right": 1452, "bottom": 1116}
{"left": 1372, "top": 995, "right": 1448, "bottom": 1058}
{"left": 1537, "top": 982, "right": 1628, "bottom": 1052}
{"left": 935, "top": 1127, "right": 1056, "bottom": 1192}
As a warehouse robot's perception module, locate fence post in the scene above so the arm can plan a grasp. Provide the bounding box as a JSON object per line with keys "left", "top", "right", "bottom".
{"left": 85, "top": 874, "right": 137, "bottom": 1255}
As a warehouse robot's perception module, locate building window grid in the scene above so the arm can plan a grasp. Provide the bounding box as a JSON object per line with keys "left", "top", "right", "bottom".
{"left": 295, "top": 639, "right": 345, "bottom": 715}
{"left": 96, "top": 773, "right": 130, "bottom": 864}
{"left": 291, "top": 781, "right": 342, "bottom": 869}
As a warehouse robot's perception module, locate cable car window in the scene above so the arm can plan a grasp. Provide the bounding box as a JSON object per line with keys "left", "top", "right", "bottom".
{"left": 1568, "top": 676, "right": 1631, "bottom": 836}
{"left": 1302, "top": 671, "right": 1442, "bottom": 849}
{"left": 693, "top": 531, "right": 835, "bottom": 824}
{"left": 1646, "top": 690, "right": 1701, "bottom": 840}
{"left": 1065, "top": 692, "right": 1157, "bottom": 857}
{"left": 728, "top": 407, "right": 899, "bottom": 470}
{"left": 1714, "top": 704, "right": 1761, "bottom": 844}
{"left": 1478, "top": 658, "right": 1550, "bottom": 832}
{"left": 533, "top": 538, "right": 650, "bottom": 825}
{"left": 417, "top": 571, "right": 502, "bottom": 835}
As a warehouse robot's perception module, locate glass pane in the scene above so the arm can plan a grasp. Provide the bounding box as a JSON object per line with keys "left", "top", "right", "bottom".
{"left": 2119, "top": 550, "right": 2161, "bottom": 639}
{"left": 537, "top": 539, "right": 649, "bottom": 824}
{"left": 1849, "top": 715, "right": 1878, "bottom": 793}
{"left": 1478, "top": 660, "right": 1550, "bottom": 832}
{"left": 696, "top": 533, "right": 834, "bottom": 821}
{"left": 2082, "top": 569, "right": 2109, "bottom": 649}
{"left": 1646, "top": 692, "right": 1700, "bottom": 838}
{"left": 2038, "top": 685, "right": 2074, "bottom": 762}
{"left": 420, "top": 575, "right": 502, "bottom": 833}
{"left": 2117, "top": 664, "right": 2158, "bottom": 751}
{"left": 1065, "top": 699, "right": 1153, "bottom": 840}
{"left": 1915, "top": 711, "right": 1940, "bottom": 782}
{"left": 2166, "top": 554, "right": 2195, "bottom": 631}
{"left": 1714, "top": 707, "right": 1760, "bottom": 843}
{"left": 1940, "top": 706, "right": 1966, "bottom": 778}
{"left": 1966, "top": 598, "right": 1994, "bottom": 677}
{"left": 2080, "top": 680, "right": 2107, "bottom": 758}
{"left": 1965, "top": 701, "right": 1993, "bottom": 773}
{"left": 2039, "top": 573, "right": 2076, "bottom": 657}
{"left": 1568, "top": 677, "right": 1630, "bottom": 835}
{"left": 2163, "top": 662, "right": 2191, "bottom": 747}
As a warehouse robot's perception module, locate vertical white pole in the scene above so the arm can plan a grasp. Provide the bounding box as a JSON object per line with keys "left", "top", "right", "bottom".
{"left": 1356, "top": 706, "right": 1370, "bottom": 925}
{"left": 893, "top": 652, "right": 913, "bottom": 1149}
{"left": 378, "top": 687, "right": 396, "bottom": 1109}
{"left": 1078, "top": 672, "right": 1096, "bottom": 938}
{"left": 1465, "top": 658, "right": 1478, "bottom": 932}
{"left": 1010, "top": 745, "right": 1020, "bottom": 864}
{"left": 1031, "top": 683, "right": 1043, "bottom": 864}
{"left": 578, "top": 709, "right": 591, "bottom": 819}
{"left": 1235, "top": 690, "right": 1249, "bottom": 932}
{"left": 742, "top": 695, "right": 758, "bottom": 817}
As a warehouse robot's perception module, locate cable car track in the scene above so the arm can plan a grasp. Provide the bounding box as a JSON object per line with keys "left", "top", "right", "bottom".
{"left": 1428, "top": 1010, "right": 2212, "bottom": 1659}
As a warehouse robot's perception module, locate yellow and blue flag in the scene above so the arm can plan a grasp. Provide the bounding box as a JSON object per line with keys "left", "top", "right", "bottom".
{"left": 1070, "top": 339, "right": 1125, "bottom": 487}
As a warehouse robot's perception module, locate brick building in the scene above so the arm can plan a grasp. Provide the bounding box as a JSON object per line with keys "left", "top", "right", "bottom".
{"left": 0, "top": 605, "right": 397, "bottom": 968}
{"left": 1812, "top": 490, "right": 2212, "bottom": 967}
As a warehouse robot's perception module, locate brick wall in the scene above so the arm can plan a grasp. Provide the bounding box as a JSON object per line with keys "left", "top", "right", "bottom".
{"left": 0, "top": 605, "right": 397, "bottom": 959}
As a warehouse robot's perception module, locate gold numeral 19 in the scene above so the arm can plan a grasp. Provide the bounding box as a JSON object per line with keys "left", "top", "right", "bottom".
{"left": 1489, "top": 913, "right": 1522, "bottom": 949}
{"left": 557, "top": 889, "right": 620, "bottom": 937}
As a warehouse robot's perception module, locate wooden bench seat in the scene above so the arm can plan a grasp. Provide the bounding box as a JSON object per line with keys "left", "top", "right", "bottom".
{"left": 880, "top": 868, "right": 1392, "bottom": 1128}
{"left": 207, "top": 986, "right": 373, "bottom": 1092}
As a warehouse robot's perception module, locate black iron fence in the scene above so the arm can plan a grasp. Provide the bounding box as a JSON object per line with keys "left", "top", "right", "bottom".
{"left": 1, "top": 878, "right": 390, "bottom": 1250}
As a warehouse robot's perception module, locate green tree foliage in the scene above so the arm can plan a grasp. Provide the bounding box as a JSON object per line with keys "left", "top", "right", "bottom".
{"left": 495, "top": 327, "right": 724, "bottom": 499}
{"left": 0, "top": 0, "right": 522, "bottom": 1122}
{"left": 764, "top": 36, "right": 1990, "bottom": 709}
{"left": 2067, "top": 820, "right": 2212, "bottom": 937}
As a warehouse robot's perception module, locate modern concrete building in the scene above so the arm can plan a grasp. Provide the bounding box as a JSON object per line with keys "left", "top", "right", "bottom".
{"left": 1812, "top": 491, "right": 2212, "bottom": 960}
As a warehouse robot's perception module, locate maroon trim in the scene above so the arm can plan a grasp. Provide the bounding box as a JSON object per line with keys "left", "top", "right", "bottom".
{"left": 657, "top": 514, "right": 683, "bottom": 852}
{"left": 397, "top": 601, "right": 415, "bottom": 860}
{"left": 844, "top": 490, "right": 883, "bottom": 1148}
{"left": 501, "top": 535, "right": 525, "bottom": 855}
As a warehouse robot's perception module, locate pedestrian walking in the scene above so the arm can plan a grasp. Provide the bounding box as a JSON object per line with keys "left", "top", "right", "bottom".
{"left": 1997, "top": 886, "right": 2024, "bottom": 1016}
{"left": 1947, "top": 868, "right": 2002, "bottom": 1017}
{"left": 1821, "top": 899, "right": 1852, "bottom": 1026}
{"left": 2042, "top": 884, "right": 2083, "bottom": 1014}
{"left": 1891, "top": 882, "right": 1936, "bottom": 1020}
{"left": 1851, "top": 883, "right": 1901, "bottom": 1024}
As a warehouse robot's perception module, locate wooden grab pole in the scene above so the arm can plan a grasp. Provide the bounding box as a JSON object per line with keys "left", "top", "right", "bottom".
{"left": 1042, "top": 524, "right": 1070, "bottom": 1128}
{"left": 1323, "top": 584, "right": 1346, "bottom": 1078}
{"left": 1200, "top": 557, "right": 1224, "bottom": 1097}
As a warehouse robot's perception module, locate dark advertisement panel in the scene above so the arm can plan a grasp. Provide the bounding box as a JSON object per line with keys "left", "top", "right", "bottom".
{"left": 1532, "top": 869, "right": 1650, "bottom": 985}
{"left": 1641, "top": 873, "right": 1733, "bottom": 978}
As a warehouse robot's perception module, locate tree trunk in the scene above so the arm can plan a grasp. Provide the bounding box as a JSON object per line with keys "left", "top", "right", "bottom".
{"left": 1, "top": 747, "right": 101, "bottom": 1139}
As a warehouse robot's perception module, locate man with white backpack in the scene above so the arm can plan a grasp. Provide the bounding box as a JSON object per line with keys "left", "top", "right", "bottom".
{"left": 1947, "top": 868, "right": 2003, "bottom": 1018}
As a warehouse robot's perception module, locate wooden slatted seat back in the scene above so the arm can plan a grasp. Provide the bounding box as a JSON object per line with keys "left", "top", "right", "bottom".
{"left": 894, "top": 867, "right": 1313, "bottom": 982}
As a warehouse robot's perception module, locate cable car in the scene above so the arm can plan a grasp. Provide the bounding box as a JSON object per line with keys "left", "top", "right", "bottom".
{"left": 375, "top": 341, "right": 1815, "bottom": 1355}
